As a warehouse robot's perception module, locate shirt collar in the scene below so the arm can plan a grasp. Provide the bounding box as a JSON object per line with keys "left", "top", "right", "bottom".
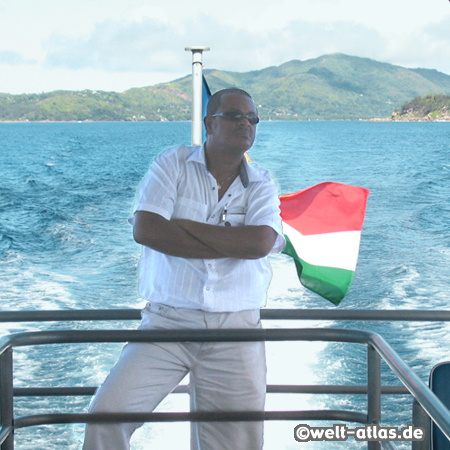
{"left": 187, "top": 145, "right": 266, "bottom": 189}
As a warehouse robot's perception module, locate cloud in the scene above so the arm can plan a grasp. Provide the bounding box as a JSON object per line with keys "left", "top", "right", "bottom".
{"left": 44, "top": 15, "right": 388, "bottom": 74}
{"left": 378, "top": 16, "right": 450, "bottom": 75}
{"left": 44, "top": 18, "right": 189, "bottom": 73}
{"left": 255, "top": 20, "right": 387, "bottom": 67}
{"left": 423, "top": 16, "right": 450, "bottom": 41}
{"left": 43, "top": 13, "right": 450, "bottom": 78}
{"left": 0, "top": 50, "right": 37, "bottom": 65}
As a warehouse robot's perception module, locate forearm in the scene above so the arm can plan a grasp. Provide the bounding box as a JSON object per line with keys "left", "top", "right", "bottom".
{"left": 173, "top": 219, "right": 277, "bottom": 259}
{"left": 133, "top": 211, "right": 226, "bottom": 259}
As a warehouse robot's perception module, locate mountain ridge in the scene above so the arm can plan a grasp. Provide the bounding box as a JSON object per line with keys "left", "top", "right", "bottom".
{"left": 1, "top": 53, "right": 450, "bottom": 121}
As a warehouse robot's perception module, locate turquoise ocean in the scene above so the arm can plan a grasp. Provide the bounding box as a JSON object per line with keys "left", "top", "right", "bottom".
{"left": 0, "top": 121, "right": 449, "bottom": 449}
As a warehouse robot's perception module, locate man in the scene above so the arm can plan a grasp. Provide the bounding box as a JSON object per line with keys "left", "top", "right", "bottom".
{"left": 83, "top": 88, "right": 285, "bottom": 450}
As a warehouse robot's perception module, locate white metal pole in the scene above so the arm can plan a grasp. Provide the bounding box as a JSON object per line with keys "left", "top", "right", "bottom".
{"left": 185, "top": 46, "right": 210, "bottom": 146}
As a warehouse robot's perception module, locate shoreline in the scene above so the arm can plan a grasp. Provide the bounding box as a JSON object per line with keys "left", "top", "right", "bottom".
{"left": 369, "top": 118, "right": 450, "bottom": 122}
{"left": 1, "top": 117, "right": 450, "bottom": 124}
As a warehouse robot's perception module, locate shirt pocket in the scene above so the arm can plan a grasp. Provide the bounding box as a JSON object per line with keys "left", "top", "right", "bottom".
{"left": 172, "top": 195, "right": 208, "bottom": 222}
{"left": 223, "top": 207, "right": 247, "bottom": 227}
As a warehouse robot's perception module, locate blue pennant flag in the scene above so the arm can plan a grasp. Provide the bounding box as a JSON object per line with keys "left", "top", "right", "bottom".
{"left": 202, "top": 75, "right": 212, "bottom": 142}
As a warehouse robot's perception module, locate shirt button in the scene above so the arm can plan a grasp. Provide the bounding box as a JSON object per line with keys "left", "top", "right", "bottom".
{"left": 211, "top": 214, "right": 215, "bottom": 218}
{"left": 207, "top": 263, "right": 212, "bottom": 268}
{"left": 212, "top": 187, "right": 216, "bottom": 190}
{"left": 205, "top": 286, "right": 210, "bottom": 291}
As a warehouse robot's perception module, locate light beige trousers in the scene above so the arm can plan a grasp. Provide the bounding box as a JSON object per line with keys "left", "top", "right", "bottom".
{"left": 83, "top": 303, "right": 266, "bottom": 450}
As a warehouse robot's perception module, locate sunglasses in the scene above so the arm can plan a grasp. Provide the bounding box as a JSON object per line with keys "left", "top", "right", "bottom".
{"left": 210, "top": 111, "right": 260, "bottom": 125}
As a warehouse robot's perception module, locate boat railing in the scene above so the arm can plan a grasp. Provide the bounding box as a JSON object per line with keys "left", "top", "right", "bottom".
{"left": 1, "top": 309, "right": 450, "bottom": 450}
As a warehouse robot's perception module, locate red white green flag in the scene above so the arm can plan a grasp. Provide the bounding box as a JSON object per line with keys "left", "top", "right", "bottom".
{"left": 280, "top": 182, "right": 370, "bottom": 306}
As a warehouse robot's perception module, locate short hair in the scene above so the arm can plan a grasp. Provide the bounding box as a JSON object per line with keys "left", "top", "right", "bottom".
{"left": 206, "top": 88, "right": 253, "bottom": 116}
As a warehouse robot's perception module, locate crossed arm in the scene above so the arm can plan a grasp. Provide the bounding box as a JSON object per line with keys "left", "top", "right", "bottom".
{"left": 133, "top": 210, "right": 278, "bottom": 260}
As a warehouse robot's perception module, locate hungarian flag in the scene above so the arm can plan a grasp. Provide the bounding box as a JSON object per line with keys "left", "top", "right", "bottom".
{"left": 280, "top": 182, "right": 370, "bottom": 305}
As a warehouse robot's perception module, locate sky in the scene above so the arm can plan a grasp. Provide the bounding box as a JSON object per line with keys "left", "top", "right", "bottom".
{"left": 1, "top": 0, "right": 450, "bottom": 95}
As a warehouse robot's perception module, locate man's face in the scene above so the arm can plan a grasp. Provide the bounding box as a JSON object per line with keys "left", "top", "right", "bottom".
{"left": 206, "top": 93, "right": 258, "bottom": 153}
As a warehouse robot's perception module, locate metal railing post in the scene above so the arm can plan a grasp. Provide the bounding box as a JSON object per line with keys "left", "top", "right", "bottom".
{"left": 412, "top": 399, "right": 430, "bottom": 450}
{"left": 368, "top": 344, "right": 382, "bottom": 450}
{"left": 1, "top": 348, "right": 14, "bottom": 450}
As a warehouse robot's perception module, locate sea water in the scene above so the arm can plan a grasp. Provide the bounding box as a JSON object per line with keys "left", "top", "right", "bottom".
{"left": 0, "top": 121, "right": 449, "bottom": 449}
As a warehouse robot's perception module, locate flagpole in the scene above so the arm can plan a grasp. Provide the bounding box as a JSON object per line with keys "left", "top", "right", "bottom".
{"left": 185, "top": 46, "right": 210, "bottom": 146}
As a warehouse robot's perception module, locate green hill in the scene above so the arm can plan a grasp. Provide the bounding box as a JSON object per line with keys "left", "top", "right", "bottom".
{"left": 392, "top": 94, "right": 450, "bottom": 121}
{"left": 1, "top": 54, "right": 450, "bottom": 121}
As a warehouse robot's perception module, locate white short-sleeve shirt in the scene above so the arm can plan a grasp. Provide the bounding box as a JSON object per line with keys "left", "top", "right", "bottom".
{"left": 130, "top": 145, "right": 285, "bottom": 312}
